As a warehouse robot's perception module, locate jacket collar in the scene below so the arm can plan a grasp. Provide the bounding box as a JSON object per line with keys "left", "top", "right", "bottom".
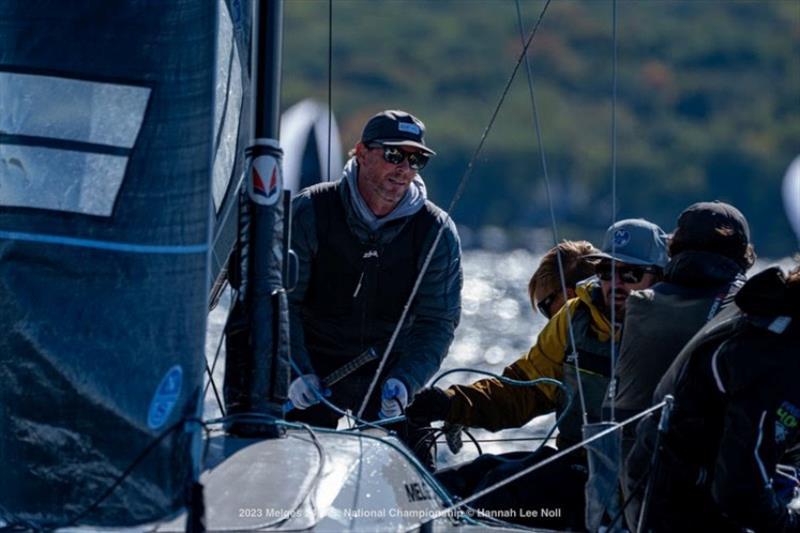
{"left": 736, "top": 266, "right": 800, "bottom": 318}
{"left": 664, "top": 251, "right": 745, "bottom": 287}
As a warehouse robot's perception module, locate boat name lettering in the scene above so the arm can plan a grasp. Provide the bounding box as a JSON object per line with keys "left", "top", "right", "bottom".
{"left": 404, "top": 481, "right": 434, "bottom": 502}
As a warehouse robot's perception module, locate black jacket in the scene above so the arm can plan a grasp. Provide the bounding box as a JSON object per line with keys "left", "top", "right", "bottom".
{"left": 624, "top": 267, "right": 800, "bottom": 532}
{"left": 289, "top": 178, "right": 462, "bottom": 394}
{"left": 608, "top": 251, "right": 745, "bottom": 429}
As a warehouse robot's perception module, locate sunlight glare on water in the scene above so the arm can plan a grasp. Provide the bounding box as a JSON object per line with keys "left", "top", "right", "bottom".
{"left": 204, "top": 249, "right": 798, "bottom": 461}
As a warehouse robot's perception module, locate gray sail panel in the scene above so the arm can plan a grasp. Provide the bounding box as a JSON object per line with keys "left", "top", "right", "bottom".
{"left": 0, "top": 1, "right": 215, "bottom": 527}
{"left": 209, "top": 0, "right": 253, "bottom": 291}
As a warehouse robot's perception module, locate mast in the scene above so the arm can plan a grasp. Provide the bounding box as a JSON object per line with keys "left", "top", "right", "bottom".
{"left": 224, "top": 0, "right": 289, "bottom": 438}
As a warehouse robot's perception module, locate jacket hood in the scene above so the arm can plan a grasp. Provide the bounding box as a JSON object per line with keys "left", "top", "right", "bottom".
{"left": 736, "top": 266, "right": 800, "bottom": 317}
{"left": 664, "top": 250, "right": 745, "bottom": 287}
{"left": 342, "top": 156, "right": 427, "bottom": 233}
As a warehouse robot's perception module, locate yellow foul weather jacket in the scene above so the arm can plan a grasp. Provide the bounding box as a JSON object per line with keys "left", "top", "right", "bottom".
{"left": 445, "top": 279, "right": 619, "bottom": 443}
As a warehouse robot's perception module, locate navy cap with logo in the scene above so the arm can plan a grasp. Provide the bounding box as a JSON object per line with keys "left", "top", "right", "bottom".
{"left": 361, "top": 110, "right": 436, "bottom": 156}
{"left": 587, "top": 218, "right": 669, "bottom": 267}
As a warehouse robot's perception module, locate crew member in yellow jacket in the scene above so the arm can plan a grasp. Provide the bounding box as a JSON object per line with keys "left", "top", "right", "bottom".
{"left": 407, "top": 218, "right": 668, "bottom": 530}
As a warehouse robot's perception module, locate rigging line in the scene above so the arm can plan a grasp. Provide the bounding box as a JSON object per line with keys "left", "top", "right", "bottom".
{"left": 412, "top": 400, "right": 667, "bottom": 531}
{"left": 514, "top": 0, "right": 588, "bottom": 424}
{"left": 281, "top": 423, "right": 463, "bottom": 518}
{"left": 233, "top": 422, "right": 327, "bottom": 531}
{"left": 51, "top": 418, "right": 209, "bottom": 530}
{"left": 202, "top": 416, "right": 328, "bottom": 531}
{"left": 205, "top": 359, "right": 226, "bottom": 416}
{"left": 287, "top": 356, "right": 392, "bottom": 434}
{"left": 435, "top": 436, "right": 551, "bottom": 444}
{"left": 204, "top": 287, "right": 237, "bottom": 417}
{"left": 204, "top": 286, "right": 237, "bottom": 392}
{"left": 207, "top": 287, "right": 236, "bottom": 379}
{"left": 210, "top": 165, "right": 247, "bottom": 255}
{"left": 356, "top": 0, "right": 554, "bottom": 420}
{"left": 430, "top": 367, "right": 571, "bottom": 453}
{"left": 462, "top": 427, "right": 484, "bottom": 455}
{"left": 609, "top": 0, "right": 620, "bottom": 422}
{"left": 327, "top": 0, "right": 333, "bottom": 180}
{"left": 213, "top": 413, "right": 464, "bottom": 521}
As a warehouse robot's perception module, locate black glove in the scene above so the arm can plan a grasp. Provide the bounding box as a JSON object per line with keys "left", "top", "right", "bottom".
{"left": 406, "top": 387, "right": 452, "bottom": 425}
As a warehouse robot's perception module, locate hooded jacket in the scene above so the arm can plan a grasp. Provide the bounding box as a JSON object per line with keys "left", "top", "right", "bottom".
{"left": 446, "top": 278, "right": 619, "bottom": 447}
{"left": 624, "top": 267, "right": 800, "bottom": 532}
{"left": 607, "top": 251, "right": 746, "bottom": 431}
{"left": 289, "top": 160, "right": 462, "bottom": 395}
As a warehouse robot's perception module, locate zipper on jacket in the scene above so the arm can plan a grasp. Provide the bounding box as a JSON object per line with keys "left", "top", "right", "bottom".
{"left": 353, "top": 271, "right": 364, "bottom": 298}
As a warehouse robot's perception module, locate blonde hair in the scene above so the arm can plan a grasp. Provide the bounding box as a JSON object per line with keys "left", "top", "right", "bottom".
{"left": 788, "top": 261, "right": 800, "bottom": 287}
{"left": 528, "top": 240, "right": 600, "bottom": 311}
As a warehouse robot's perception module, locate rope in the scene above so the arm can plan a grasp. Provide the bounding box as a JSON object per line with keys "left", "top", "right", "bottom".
{"left": 204, "top": 286, "right": 238, "bottom": 416}
{"left": 437, "top": 436, "right": 550, "bottom": 444}
{"left": 205, "top": 359, "right": 225, "bottom": 417}
{"left": 357, "top": 0, "right": 554, "bottom": 420}
{"left": 287, "top": 358, "right": 392, "bottom": 435}
{"left": 513, "top": 0, "right": 588, "bottom": 425}
{"left": 608, "top": 0, "right": 620, "bottom": 423}
{"left": 410, "top": 400, "right": 667, "bottom": 531}
{"left": 202, "top": 414, "right": 328, "bottom": 531}
{"left": 430, "top": 367, "right": 571, "bottom": 454}
{"left": 326, "top": 0, "right": 333, "bottom": 180}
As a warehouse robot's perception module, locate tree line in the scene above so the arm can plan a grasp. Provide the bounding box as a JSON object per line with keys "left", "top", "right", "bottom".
{"left": 282, "top": 0, "right": 799, "bottom": 256}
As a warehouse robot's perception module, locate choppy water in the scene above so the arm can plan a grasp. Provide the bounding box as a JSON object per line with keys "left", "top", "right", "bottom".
{"left": 204, "top": 250, "right": 797, "bottom": 462}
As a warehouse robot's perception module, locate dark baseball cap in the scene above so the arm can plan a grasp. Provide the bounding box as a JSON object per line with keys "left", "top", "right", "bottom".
{"left": 360, "top": 110, "right": 436, "bottom": 156}
{"left": 671, "top": 201, "right": 750, "bottom": 260}
{"left": 586, "top": 218, "right": 669, "bottom": 267}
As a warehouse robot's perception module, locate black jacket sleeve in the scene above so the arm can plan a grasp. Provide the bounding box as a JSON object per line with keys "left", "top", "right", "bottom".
{"left": 710, "top": 353, "right": 800, "bottom": 532}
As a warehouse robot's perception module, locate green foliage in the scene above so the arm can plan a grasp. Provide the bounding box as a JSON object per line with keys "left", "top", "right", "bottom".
{"left": 282, "top": 0, "right": 800, "bottom": 255}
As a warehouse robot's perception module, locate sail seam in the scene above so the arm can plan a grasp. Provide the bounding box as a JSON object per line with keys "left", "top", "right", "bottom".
{"left": 0, "top": 230, "right": 207, "bottom": 254}
{"left": 0, "top": 133, "right": 131, "bottom": 157}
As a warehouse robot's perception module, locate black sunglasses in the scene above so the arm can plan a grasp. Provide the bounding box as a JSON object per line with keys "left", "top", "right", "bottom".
{"left": 595, "top": 262, "right": 659, "bottom": 284}
{"left": 536, "top": 291, "right": 559, "bottom": 319}
{"left": 369, "top": 144, "right": 429, "bottom": 171}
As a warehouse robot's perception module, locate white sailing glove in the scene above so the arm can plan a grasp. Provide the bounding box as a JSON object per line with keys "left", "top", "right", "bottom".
{"left": 379, "top": 378, "right": 408, "bottom": 419}
{"left": 288, "top": 374, "right": 325, "bottom": 410}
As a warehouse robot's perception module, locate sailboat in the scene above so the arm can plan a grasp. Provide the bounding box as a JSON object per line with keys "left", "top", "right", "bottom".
{"left": 0, "top": 1, "right": 533, "bottom": 531}
{"left": 6, "top": 0, "right": 793, "bottom": 530}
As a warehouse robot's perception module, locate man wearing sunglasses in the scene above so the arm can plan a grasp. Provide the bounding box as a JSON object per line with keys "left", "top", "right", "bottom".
{"left": 286, "top": 110, "right": 462, "bottom": 427}
{"left": 406, "top": 218, "right": 667, "bottom": 529}
{"left": 600, "top": 203, "right": 755, "bottom": 526}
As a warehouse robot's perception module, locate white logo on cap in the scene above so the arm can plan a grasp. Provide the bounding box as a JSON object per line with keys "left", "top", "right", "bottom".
{"left": 613, "top": 229, "right": 631, "bottom": 247}
{"left": 398, "top": 123, "right": 421, "bottom": 135}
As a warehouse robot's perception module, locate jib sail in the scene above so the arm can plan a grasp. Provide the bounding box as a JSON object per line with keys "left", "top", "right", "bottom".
{"left": 0, "top": 0, "right": 249, "bottom": 527}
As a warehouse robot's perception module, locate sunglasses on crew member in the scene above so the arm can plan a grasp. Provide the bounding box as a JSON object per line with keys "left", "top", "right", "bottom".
{"left": 595, "top": 262, "right": 659, "bottom": 284}
{"left": 368, "top": 143, "right": 430, "bottom": 171}
{"left": 536, "top": 291, "right": 559, "bottom": 319}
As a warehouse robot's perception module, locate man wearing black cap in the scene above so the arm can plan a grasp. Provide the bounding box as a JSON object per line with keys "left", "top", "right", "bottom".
{"left": 286, "top": 110, "right": 462, "bottom": 427}
{"left": 606, "top": 201, "right": 755, "bottom": 456}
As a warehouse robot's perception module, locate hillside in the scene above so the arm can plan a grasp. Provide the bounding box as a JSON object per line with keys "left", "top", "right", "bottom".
{"left": 282, "top": 0, "right": 800, "bottom": 256}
